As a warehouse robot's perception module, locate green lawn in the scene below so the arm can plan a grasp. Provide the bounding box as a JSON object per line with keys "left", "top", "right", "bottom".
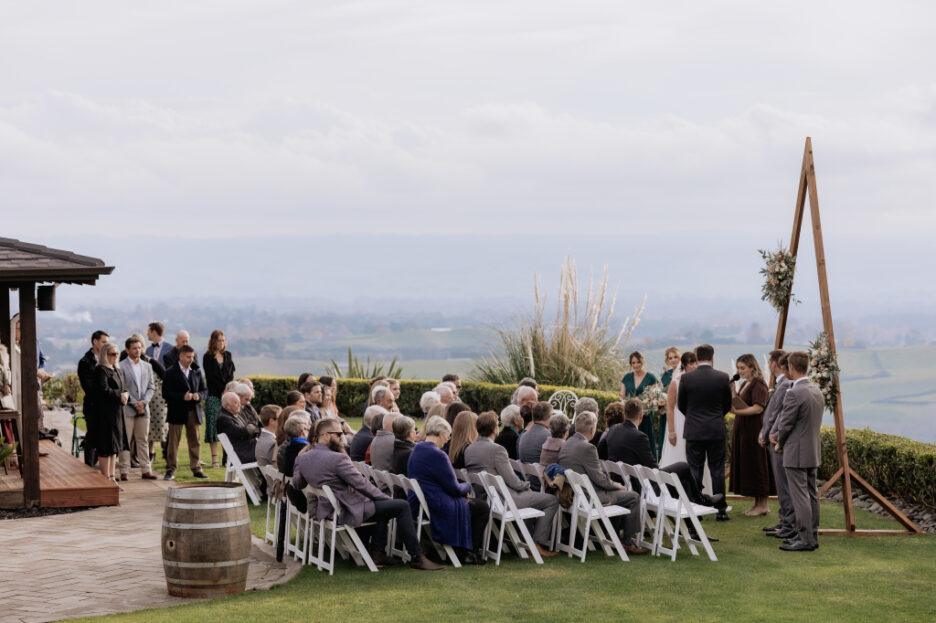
{"left": 71, "top": 482, "right": 934, "bottom": 623}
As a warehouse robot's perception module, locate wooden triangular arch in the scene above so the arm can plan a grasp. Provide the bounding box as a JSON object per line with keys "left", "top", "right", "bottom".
{"left": 774, "top": 137, "right": 921, "bottom": 535}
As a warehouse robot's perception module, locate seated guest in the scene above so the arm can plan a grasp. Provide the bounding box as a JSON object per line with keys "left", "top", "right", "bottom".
{"left": 444, "top": 401, "right": 470, "bottom": 427}
{"left": 365, "top": 377, "right": 389, "bottom": 410}
{"left": 274, "top": 404, "right": 303, "bottom": 452}
{"left": 426, "top": 402, "right": 446, "bottom": 421}
{"left": 539, "top": 413, "right": 570, "bottom": 467}
{"left": 511, "top": 384, "right": 538, "bottom": 407}
{"left": 606, "top": 399, "right": 725, "bottom": 510}
{"left": 277, "top": 413, "right": 312, "bottom": 477}
{"left": 519, "top": 402, "right": 535, "bottom": 431}
{"left": 518, "top": 401, "right": 553, "bottom": 464}
{"left": 447, "top": 410, "right": 478, "bottom": 469}
{"left": 351, "top": 405, "right": 385, "bottom": 462}
{"left": 465, "top": 411, "right": 559, "bottom": 558}
{"left": 294, "top": 418, "right": 444, "bottom": 570}
{"left": 318, "top": 375, "right": 340, "bottom": 419}
{"left": 300, "top": 380, "right": 324, "bottom": 421}
{"left": 370, "top": 411, "right": 398, "bottom": 471}
{"left": 390, "top": 416, "right": 417, "bottom": 475}
{"left": 434, "top": 383, "right": 456, "bottom": 406}
{"left": 558, "top": 411, "right": 647, "bottom": 555}
{"left": 255, "top": 404, "right": 280, "bottom": 467}
{"left": 235, "top": 378, "right": 262, "bottom": 425}
{"left": 387, "top": 379, "right": 402, "bottom": 413}
{"left": 574, "top": 397, "right": 600, "bottom": 447}
{"left": 441, "top": 373, "right": 462, "bottom": 401}
{"left": 407, "top": 416, "right": 489, "bottom": 565}
{"left": 371, "top": 385, "right": 395, "bottom": 412}
{"left": 596, "top": 401, "right": 625, "bottom": 460}
{"left": 217, "top": 391, "right": 260, "bottom": 464}
{"left": 285, "top": 390, "right": 304, "bottom": 409}
{"left": 495, "top": 405, "right": 523, "bottom": 460}
{"left": 419, "top": 391, "right": 441, "bottom": 418}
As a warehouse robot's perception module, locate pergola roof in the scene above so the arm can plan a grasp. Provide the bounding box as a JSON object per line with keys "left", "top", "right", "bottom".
{"left": 0, "top": 237, "right": 114, "bottom": 285}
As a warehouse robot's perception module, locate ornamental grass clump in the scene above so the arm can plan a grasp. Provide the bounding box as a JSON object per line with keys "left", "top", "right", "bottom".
{"left": 472, "top": 256, "right": 643, "bottom": 391}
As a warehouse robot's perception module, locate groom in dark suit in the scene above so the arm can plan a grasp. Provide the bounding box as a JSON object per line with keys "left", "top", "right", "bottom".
{"left": 677, "top": 344, "right": 732, "bottom": 520}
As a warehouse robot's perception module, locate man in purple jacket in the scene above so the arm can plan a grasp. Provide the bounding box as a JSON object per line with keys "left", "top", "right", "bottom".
{"left": 293, "top": 418, "right": 444, "bottom": 571}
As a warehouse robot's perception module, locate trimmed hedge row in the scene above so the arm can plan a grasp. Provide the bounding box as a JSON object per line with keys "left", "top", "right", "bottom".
{"left": 251, "top": 376, "right": 936, "bottom": 510}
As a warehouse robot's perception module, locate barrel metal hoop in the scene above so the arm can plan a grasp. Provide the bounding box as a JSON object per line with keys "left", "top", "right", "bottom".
{"left": 168, "top": 488, "right": 244, "bottom": 500}
{"left": 167, "top": 502, "right": 245, "bottom": 510}
{"left": 165, "top": 577, "right": 247, "bottom": 586}
{"left": 163, "top": 558, "right": 251, "bottom": 569}
{"left": 162, "top": 519, "right": 250, "bottom": 530}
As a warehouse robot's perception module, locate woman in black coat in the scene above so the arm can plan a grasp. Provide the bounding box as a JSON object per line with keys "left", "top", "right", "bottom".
{"left": 93, "top": 342, "right": 129, "bottom": 481}
{"left": 203, "top": 329, "right": 236, "bottom": 468}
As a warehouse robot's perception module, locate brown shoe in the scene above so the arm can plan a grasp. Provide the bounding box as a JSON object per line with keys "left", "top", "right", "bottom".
{"left": 536, "top": 544, "right": 558, "bottom": 558}
{"left": 141, "top": 472, "right": 158, "bottom": 480}
{"left": 370, "top": 551, "right": 403, "bottom": 568}
{"left": 624, "top": 544, "right": 649, "bottom": 556}
{"left": 409, "top": 554, "right": 445, "bottom": 571}
{"left": 119, "top": 474, "right": 129, "bottom": 481}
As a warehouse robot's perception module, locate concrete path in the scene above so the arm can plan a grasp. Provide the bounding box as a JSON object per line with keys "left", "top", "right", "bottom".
{"left": 0, "top": 410, "right": 301, "bottom": 623}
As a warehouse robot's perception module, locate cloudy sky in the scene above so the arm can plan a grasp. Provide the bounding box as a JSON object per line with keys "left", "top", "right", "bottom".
{"left": 2, "top": 2, "right": 935, "bottom": 307}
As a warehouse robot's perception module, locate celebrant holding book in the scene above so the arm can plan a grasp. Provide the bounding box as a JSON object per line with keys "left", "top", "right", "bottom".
{"left": 620, "top": 351, "right": 659, "bottom": 459}
{"left": 729, "top": 353, "right": 775, "bottom": 516}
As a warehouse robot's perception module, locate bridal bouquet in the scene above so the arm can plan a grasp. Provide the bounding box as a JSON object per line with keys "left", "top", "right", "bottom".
{"left": 639, "top": 383, "right": 667, "bottom": 414}
{"left": 759, "top": 245, "right": 798, "bottom": 312}
{"left": 808, "top": 331, "right": 840, "bottom": 412}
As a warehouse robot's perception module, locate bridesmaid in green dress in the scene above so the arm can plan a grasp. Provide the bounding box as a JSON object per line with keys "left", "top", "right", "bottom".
{"left": 620, "top": 351, "right": 659, "bottom": 459}
{"left": 658, "top": 347, "right": 681, "bottom": 456}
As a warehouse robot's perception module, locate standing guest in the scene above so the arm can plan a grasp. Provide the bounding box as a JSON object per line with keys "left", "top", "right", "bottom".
{"left": 730, "top": 353, "right": 774, "bottom": 516}
{"left": 203, "top": 330, "right": 235, "bottom": 469}
{"left": 351, "top": 405, "right": 385, "bottom": 462}
{"left": 92, "top": 342, "right": 129, "bottom": 482}
{"left": 466, "top": 411, "right": 559, "bottom": 558}
{"left": 390, "top": 416, "right": 417, "bottom": 475}
{"left": 318, "top": 375, "right": 340, "bottom": 419}
{"left": 434, "top": 383, "right": 456, "bottom": 407}
{"left": 0, "top": 344, "right": 13, "bottom": 410}
{"left": 495, "top": 405, "right": 523, "bottom": 459}
{"left": 620, "top": 351, "right": 660, "bottom": 461}
{"left": 407, "top": 416, "right": 488, "bottom": 566}
{"left": 370, "top": 411, "right": 398, "bottom": 471}
{"left": 419, "top": 391, "right": 441, "bottom": 418}
{"left": 677, "top": 344, "right": 732, "bottom": 521}
{"left": 447, "top": 410, "right": 478, "bottom": 469}
{"left": 294, "top": 418, "right": 445, "bottom": 570}
{"left": 518, "top": 401, "right": 553, "bottom": 464}
{"left": 276, "top": 412, "right": 312, "bottom": 477}
{"left": 118, "top": 336, "right": 156, "bottom": 480}
{"left": 217, "top": 391, "right": 259, "bottom": 464}
{"left": 77, "top": 330, "right": 109, "bottom": 468}
{"left": 297, "top": 372, "right": 316, "bottom": 390}
{"left": 539, "top": 413, "right": 570, "bottom": 467}
{"left": 301, "top": 380, "right": 324, "bottom": 421}
{"left": 145, "top": 325, "right": 170, "bottom": 464}
{"left": 761, "top": 352, "right": 795, "bottom": 537}
{"left": 444, "top": 401, "right": 470, "bottom": 427}
{"left": 162, "top": 331, "right": 192, "bottom": 371}
{"left": 162, "top": 345, "right": 208, "bottom": 480}
{"left": 285, "top": 390, "right": 304, "bottom": 409}
{"left": 512, "top": 385, "right": 538, "bottom": 407}
{"left": 659, "top": 347, "right": 681, "bottom": 454}
{"left": 146, "top": 322, "right": 170, "bottom": 367}
{"left": 255, "top": 404, "right": 281, "bottom": 467}
{"left": 774, "top": 351, "right": 824, "bottom": 552}
{"left": 558, "top": 411, "right": 647, "bottom": 555}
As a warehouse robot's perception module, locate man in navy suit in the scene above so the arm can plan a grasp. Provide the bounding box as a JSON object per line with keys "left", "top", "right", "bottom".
{"left": 162, "top": 344, "right": 208, "bottom": 480}
{"left": 145, "top": 322, "right": 170, "bottom": 368}
{"left": 677, "top": 344, "right": 732, "bottom": 520}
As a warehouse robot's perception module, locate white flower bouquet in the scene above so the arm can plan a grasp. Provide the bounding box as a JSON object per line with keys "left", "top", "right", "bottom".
{"left": 808, "top": 331, "right": 840, "bottom": 412}
{"left": 639, "top": 383, "right": 668, "bottom": 414}
{"left": 759, "top": 245, "right": 799, "bottom": 312}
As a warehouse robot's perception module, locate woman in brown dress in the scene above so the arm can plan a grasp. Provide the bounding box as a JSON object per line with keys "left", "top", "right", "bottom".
{"left": 730, "top": 353, "right": 774, "bottom": 516}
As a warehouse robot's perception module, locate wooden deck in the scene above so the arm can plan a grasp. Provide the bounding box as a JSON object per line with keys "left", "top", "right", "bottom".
{"left": 0, "top": 440, "right": 119, "bottom": 508}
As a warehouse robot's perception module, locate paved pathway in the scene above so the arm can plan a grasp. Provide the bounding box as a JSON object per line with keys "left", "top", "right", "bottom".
{"left": 0, "top": 410, "right": 301, "bottom": 623}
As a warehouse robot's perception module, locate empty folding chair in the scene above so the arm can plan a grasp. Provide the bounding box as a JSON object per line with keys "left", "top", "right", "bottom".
{"left": 561, "top": 470, "right": 630, "bottom": 562}
{"left": 283, "top": 477, "right": 311, "bottom": 562}
{"left": 306, "top": 484, "right": 379, "bottom": 575}
{"left": 261, "top": 465, "right": 283, "bottom": 546}
{"left": 622, "top": 463, "right": 659, "bottom": 552}
{"left": 653, "top": 469, "right": 719, "bottom": 561}
{"left": 218, "top": 432, "right": 262, "bottom": 505}
{"left": 478, "top": 472, "right": 545, "bottom": 565}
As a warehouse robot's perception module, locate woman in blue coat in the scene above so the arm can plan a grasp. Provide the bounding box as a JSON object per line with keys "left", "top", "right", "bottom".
{"left": 407, "top": 416, "right": 489, "bottom": 565}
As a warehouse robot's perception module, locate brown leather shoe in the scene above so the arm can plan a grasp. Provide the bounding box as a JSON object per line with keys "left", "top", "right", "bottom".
{"left": 536, "top": 544, "right": 558, "bottom": 558}
{"left": 141, "top": 472, "right": 158, "bottom": 480}
{"left": 370, "top": 551, "right": 403, "bottom": 568}
{"left": 409, "top": 554, "right": 445, "bottom": 571}
{"left": 624, "top": 544, "right": 649, "bottom": 555}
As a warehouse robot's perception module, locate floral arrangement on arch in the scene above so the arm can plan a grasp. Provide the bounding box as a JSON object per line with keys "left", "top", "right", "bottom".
{"left": 639, "top": 383, "right": 667, "bottom": 414}
{"left": 759, "top": 245, "right": 798, "bottom": 312}
{"left": 808, "top": 332, "right": 840, "bottom": 412}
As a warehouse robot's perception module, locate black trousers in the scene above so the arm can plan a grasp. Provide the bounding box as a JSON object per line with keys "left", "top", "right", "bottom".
{"left": 685, "top": 439, "right": 726, "bottom": 499}
{"left": 367, "top": 499, "right": 422, "bottom": 557}
{"left": 467, "top": 497, "right": 490, "bottom": 551}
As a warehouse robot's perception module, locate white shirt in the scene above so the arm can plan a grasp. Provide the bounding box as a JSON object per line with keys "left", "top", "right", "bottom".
{"left": 129, "top": 359, "right": 143, "bottom": 393}
{"left": 181, "top": 365, "right": 191, "bottom": 380}
{"left": 152, "top": 341, "right": 164, "bottom": 360}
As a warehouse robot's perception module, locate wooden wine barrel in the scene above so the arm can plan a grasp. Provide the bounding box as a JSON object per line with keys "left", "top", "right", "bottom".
{"left": 161, "top": 482, "right": 252, "bottom": 597}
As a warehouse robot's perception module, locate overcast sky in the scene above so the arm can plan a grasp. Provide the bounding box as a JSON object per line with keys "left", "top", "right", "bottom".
{"left": 2, "top": 2, "right": 935, "bottom": 315}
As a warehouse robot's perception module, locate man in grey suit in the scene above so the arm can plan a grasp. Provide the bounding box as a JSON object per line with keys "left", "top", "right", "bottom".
{"left": 465, "top": 411, "right": 559, "bottom": 558}
{"left": 369, "top": 411, "right": 398, "bottom": 472}
{"left": 774, "top": 351, "right": 825, "bottom": 552}
{"left": 517, "top": 401, "right": 552, "bottom": 464}
{"left": 558, "top": 411, "right": 648, "bottom": 555}
{"left": 118, "top": 335, "right": 157, "bottom": 479}
{"left": 759, "top": 351, "right": 796, "bottom": 538}
{"left": 292, "top": 418, "right": 444, "bottom": 570}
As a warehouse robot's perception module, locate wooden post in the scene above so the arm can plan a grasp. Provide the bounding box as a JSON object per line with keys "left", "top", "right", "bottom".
{"left": 0, "top": 289, "right": 10, "bottom": 354}
{"left": 18, "top": 283, "right": 40, "bottom": 508}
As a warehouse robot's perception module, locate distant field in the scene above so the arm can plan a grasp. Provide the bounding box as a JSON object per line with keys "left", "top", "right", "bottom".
{"left": 239, "top": 341, "right": 936, "bottom": 443}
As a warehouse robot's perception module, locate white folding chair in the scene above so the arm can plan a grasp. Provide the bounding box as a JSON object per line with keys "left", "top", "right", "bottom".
{"left": 283, "top": 477, "right": 311, "bottom": 562}
{"left": 623, "top": 463, "right": 660, "bottom": 552}
{"left": 260, "top": 465, "right": 283, "bottom": 546}
{"left": 306, "top": 484, "right": 378, "bottom": 575}
{"left": 561, "top": 470, "right": 630, "bottom": 562}
{"left": 478, "top": 472, "right": 544, "bottom": 565}
{"left": 602, "top": 461, "right": 633, "bottom": 492}
{"left": 404, "top": 475, "right": 462, "bottom": 567}
{"left": 653, "top": 469, "right": 719, "bottom": 561}
{"left": 454, "top": 468, "right": 469, "bottom": 483}
{"left": 218, "top": 432, "right": 262, "bottom": 505}
{"left": 517, "top": 462, "right": 546, "bottom": 492}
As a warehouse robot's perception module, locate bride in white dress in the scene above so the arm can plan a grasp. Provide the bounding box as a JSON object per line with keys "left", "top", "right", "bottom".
{"left": 661, "top": 352, "right": 712, "bottom": 493}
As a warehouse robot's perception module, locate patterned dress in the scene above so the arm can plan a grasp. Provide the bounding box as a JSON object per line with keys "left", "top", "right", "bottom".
{"left": 148, "top": 374, "right": 169, "bottom": 446}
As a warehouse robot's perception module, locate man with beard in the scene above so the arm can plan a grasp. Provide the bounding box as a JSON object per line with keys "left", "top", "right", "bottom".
{"left": 292, "top": 418, "right": 444, "bottom": 571}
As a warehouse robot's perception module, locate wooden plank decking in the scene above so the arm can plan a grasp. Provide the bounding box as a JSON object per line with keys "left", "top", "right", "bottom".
{"left": 0, "top": 439, "right": 119, "bottom": 508}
